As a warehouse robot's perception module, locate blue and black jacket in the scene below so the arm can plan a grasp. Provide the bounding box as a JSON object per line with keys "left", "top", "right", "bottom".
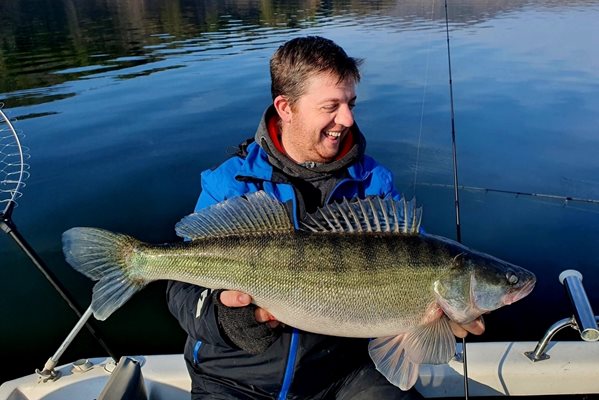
{"left": 167, "top": 109, "right": 400, "bottom": 399}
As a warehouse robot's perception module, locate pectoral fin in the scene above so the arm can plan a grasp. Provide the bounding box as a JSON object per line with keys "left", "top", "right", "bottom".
{"left": 368, "top": 317, "right": 456, "bottom": 390}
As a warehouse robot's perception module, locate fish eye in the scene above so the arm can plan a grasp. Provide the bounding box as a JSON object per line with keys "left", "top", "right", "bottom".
{"left": 506, "top": 271, "right": 519, "bottom": 285}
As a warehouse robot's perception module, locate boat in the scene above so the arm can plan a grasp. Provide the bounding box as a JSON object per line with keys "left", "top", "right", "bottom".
{"left": 1, "top": 269, "right": 597, "bottom": 400}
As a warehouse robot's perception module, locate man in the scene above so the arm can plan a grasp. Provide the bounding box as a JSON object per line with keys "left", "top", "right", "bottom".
{"left": 167, "top": 36, "right": 484, "bottom": 399}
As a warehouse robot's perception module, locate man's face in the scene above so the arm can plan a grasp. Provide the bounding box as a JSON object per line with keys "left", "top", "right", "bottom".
{"left": 280, "top": 72, "right": 356, "bottom": 164}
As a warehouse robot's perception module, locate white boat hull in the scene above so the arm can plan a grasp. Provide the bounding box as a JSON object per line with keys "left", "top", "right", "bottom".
{"left": 1, "top": 341, "right": 598, "bottom": 399}
{"left": 0, "top": 354, "right": 191, "bottom": 400}
{"left": 417, "top": 341, "right": 599, "bottom": 397}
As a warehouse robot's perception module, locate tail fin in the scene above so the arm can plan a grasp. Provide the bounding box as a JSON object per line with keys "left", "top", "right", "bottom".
{"left": 62, "top": 227, "right": 149, "bottom": 321}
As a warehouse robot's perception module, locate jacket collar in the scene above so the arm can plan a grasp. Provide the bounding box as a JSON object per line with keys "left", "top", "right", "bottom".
{"left": 235, "top": 106, "right": 370, "bottom": 183}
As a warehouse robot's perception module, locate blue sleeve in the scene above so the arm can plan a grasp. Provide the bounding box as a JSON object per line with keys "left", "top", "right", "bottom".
{"left": 194, "top": 169, "right": 225, "bottom": 211}
{"left": 365, "top": 157, "right": 402, "bottom": 200}
{"left": 364, "top": 157, "right": 422, "bottom": 231}
{"left": 374, "top": 162, "right": 426, "bottom": 233}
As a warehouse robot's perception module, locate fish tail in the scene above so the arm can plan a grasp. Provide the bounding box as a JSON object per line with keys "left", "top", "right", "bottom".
{"left": 62, "top": 227, "right": 148, "bottom": 321}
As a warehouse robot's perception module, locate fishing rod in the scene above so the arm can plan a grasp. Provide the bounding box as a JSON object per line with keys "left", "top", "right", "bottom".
{"left": 442, "top": 1, "right": 469, "bottom": 399}
{"left": 443, "top": 0, "right": 462, "bottom": 244}
{"left": 414, "top": 182, "right": 599, "bottom": 206}
{"left": 0, "top": 106, "right": 117, "bottom": 379}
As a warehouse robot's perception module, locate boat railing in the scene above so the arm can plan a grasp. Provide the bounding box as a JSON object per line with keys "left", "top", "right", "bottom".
{"left": 525, "top": 269, "right": 599, "bottom": 362}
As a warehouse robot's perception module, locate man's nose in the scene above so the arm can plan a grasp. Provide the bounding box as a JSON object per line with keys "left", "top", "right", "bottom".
{"left": 335, "top": 104, "right": 354, "bottom": 127}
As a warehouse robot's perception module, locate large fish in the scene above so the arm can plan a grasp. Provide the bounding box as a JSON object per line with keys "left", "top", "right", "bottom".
{"left": 62, "top": 191, "right": 535, "bottom": 390}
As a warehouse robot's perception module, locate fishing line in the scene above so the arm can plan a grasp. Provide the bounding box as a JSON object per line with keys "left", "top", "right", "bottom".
{"left": 411, "top": 0, "right": 436, "bottom": 196}
{"left": 0, "top": 106, "right": 117, "bottom": 371}
{"left": 442, "top": 1, "right": 469, "bottom": 399}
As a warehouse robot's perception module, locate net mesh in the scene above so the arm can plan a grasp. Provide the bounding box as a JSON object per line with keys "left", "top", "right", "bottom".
{"left": 1, "top": 106, "right": 29, "bottom": 217}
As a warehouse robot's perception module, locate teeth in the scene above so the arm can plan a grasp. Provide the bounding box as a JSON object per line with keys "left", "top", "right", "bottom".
{"left": 326, "top": 131, "right": 342, "bottom": 138}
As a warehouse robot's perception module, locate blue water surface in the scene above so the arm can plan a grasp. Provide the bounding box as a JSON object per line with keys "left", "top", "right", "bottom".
{"left": 1, "top": 0, "right": 598, "bottom": 383}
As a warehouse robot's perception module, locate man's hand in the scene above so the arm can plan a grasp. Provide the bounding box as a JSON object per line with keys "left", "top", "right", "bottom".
{"left": 449, "top": 317, "right": 485, "bottom": 338}
{"left": 219, "top": 290, "right": 280, "bottom": 328}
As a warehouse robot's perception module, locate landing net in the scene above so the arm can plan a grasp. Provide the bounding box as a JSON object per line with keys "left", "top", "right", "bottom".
{"left": 0, "top": 105, "right": 29, "bottom": 217}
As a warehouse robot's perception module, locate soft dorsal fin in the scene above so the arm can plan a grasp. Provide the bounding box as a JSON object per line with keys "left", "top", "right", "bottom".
{"left": 301, "top": 196, "right": 422, "bottom": 234}
{"left": 175, "top": 191, "right": 294, "bottom": 240}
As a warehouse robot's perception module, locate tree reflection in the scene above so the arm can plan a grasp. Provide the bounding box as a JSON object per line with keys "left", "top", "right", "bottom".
{"left": 0, "top": 0, "right": 588, "bottom": 101}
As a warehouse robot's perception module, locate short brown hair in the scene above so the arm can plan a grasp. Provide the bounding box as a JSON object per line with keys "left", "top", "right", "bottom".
{"left": 270, "top": 36, "right": 362, "bottom": 105}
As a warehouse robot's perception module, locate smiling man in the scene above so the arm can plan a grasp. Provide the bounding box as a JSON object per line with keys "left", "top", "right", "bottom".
{"left": 167, "top": 36, "right": 484, "bottom": 400}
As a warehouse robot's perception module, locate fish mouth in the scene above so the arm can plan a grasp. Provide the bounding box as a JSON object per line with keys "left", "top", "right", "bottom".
{"left": 503, "top": 278, "right": 536, "bottom": 305}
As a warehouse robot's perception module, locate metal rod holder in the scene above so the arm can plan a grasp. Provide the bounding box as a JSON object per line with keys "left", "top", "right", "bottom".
{"left": 559, "top": 269, "right": 599, "bottom": 341}
{"left": 525, "top": 317, "right": 576, "bottom": 362}
{"left": 525, "top": 269, "right": 598, "bottom": 362}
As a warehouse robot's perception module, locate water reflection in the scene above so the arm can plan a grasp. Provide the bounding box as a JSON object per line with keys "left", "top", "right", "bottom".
{"left": 1, "top": 0, "right": 598, "bottom": 387}
{"left": 1, "top": 0, "right": 597, "bottom": 106}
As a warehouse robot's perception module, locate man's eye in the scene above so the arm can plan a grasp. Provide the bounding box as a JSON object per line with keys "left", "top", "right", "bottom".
{"left": 322, "top": 104, "right": 338, "bottom": 111}
{"left": 349, "top": 102, "right": 356, "bottom": 110}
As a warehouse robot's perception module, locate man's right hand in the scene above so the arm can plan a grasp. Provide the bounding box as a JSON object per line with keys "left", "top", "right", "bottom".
{"left": 219, "top": 290, "right": 280, "bottom": 328}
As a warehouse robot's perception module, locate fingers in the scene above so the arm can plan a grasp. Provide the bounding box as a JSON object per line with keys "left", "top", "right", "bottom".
{"left": 219, "top": 290, "right": 252, "bottom": 307}
{"left": 449, "top": 321, "right": 468, "bottom": 338}
{"left": 219, "top": 290, "right": 280, "bottom": 327}
{"left": 255, "top": 308, "right": 280, "bottom": 328}
{"left": 450, "top": 316, "right": 485, "bottom": 338}
{"left": 464, "top": 316, "right": 485, "bottom": 335}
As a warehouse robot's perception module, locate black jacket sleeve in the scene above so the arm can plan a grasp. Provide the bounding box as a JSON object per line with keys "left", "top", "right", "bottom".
{"left": 167, "top": 280, "right": 281, "bottom": 353}
{"left": 166, "top": 280, "right": 231, "bottom": 347}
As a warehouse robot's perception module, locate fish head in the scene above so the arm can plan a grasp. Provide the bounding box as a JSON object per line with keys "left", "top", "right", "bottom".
{"left": 433, "top": 246, "right": 536, "bottom": 325}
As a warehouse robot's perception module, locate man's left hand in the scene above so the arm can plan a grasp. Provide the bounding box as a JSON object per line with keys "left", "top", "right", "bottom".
{"left": 449, "top": 316, "right": 485, "bottom": 338}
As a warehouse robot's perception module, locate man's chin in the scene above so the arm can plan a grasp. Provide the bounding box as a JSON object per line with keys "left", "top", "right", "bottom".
{"left": 319, "top": 149, "right": 341, "bottom": 163}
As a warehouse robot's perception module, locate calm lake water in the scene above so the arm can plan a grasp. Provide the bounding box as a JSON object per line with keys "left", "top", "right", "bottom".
{"left": 1, "top": 0, "right": 599, "bottom": 385}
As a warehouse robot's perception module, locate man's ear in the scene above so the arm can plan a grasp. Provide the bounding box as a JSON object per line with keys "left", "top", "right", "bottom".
{"left": 273, "top": 95, "right": 293, "bottom": 123}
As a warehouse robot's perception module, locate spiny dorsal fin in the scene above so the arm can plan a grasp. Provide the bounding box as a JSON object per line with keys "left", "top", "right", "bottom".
{"left": 301, "top": 196, "right": 422, "bottom": 234}
{"left": 175, "top": 191, "right": 294, "bottom": 240}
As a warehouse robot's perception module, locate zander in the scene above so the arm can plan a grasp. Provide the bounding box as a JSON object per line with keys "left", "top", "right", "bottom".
{"left": 63, "top": 191, "right": 535, "bottom": 390}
